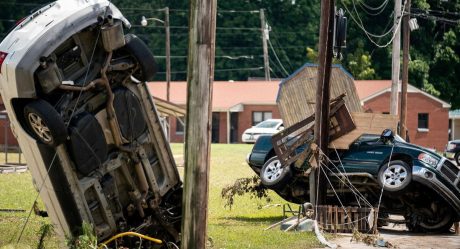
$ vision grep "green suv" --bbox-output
[247,130,460,232]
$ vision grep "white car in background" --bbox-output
[242,119,284,143]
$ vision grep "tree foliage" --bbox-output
[1,0,459,107]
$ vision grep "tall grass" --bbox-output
[0,144,320,249]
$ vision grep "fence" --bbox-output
[0,119,26,169]
[316,205,378,233]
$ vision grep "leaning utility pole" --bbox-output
[390,0,401,115]
[311,0,335,206]
[400,0,410,140]
[260,9,271,81]
[181,0,216,248]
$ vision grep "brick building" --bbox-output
[149,79,450,149]
[0,97,18,148]
[0,78,450,148]
[147,81,281,143]
[355,80,450,150]
[449,110,460,141]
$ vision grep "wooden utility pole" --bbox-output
[165,7,171,102]
[164,7,171,141]
[400,0,410,140]
[390,0,401,115]
[181,0,216,248]
[260,9,271,81]
[311,0,335,206]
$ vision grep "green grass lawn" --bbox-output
[0,144,321,249]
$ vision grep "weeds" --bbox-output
[221,176,271,209]
[67,222,98,249]
[37,223,53,249]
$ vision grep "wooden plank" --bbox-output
[334,206,338,233]
[330,112,399,149]
[278,67,363,127]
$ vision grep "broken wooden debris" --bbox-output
[330,112,399,150]
[317,205,378,234]
[272,95,356,169]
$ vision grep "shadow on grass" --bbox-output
[220,215,285,223]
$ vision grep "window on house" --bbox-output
[252,111,272,126]
[176,118,184,134]
[418,113,429,131]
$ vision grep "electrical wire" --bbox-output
[268,39,290,77]
[411,7,460,17]
[350,0,398,38]
[376,144,395,226]
[268,57,283,79]
[319,161,357,231]
[340,0,406,48]
[98,232,162,249]
[359,0,390,11]
[411,12,460,25]
[319,154,373,208]
[155,66,264,75]
[318,148,373,207]
[269,30,295,71]
[357,0,390,16]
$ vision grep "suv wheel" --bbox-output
[260,156,291,190]
[455,152,460,166]
[24,100,67,146]
[406,204,454,233]
[378,160,412,192]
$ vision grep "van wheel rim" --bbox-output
[28,113,52,143]
[263,159,282,182]
[382,164,407,188]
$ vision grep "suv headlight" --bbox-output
[447,143,456,151]
[418,153,439,167]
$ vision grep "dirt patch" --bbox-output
[322,223,460,249]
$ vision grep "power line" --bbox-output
[268,39,289,76]
[359,0,390,12]
[411,7,460,17]
[270,29,295,71]
[268,57,282,79]
[217,9,260,13]
[131,25,260,31]
[218,45,309,50]
[411,12,460,25]
[340,0,406,48]
[153,55,260,59]
[155,66,264,75]
[357,0,390,16]
[349,0,397,38]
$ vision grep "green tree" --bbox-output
[346,41,376,79]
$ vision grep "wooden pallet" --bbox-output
[317,205,378,233]
[272,95,355,168]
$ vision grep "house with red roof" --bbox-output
[0,67,450,149]
[355,80,450,150]
[150,76,450,149]
[147,81,281,143]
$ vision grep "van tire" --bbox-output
[24,100,67,146]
